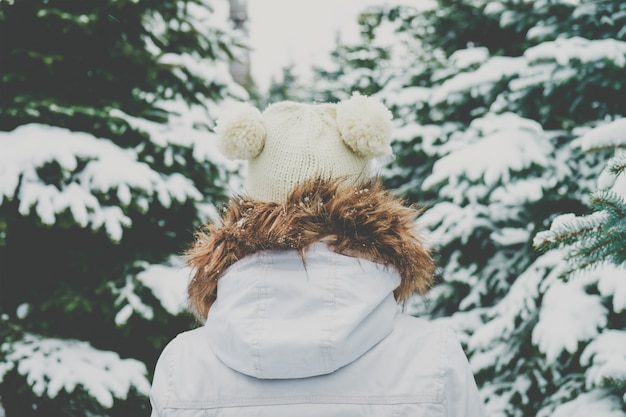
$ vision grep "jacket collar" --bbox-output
[185,178,435,322]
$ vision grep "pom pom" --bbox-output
[214,102,266,160]
[336,92,393,158]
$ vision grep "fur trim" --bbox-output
[184,178,435,322]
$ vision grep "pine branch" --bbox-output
[534,190,626,279]
[608,151,626,177]
[533,211,608,251]
[591,189,626,218]
[567,233,612,263]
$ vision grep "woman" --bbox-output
[150,93,486,417]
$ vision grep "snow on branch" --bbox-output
[533,211,609,248]
[429,56,525,106]
[533,192,625,277]
[109,256,191,324]
[548,389,625,417]
[525,37,626,68]
[532,275,607,363]
[0,124,204,242]
[136,256,190,316]
[110,276,155,326]
[608,151,626,177]
[575,118,626,153]
[422,113,553,195]
[592,189,626,218]
[419,202,493,246]
[581,330,626,390]
[534,117,626,277]
[470,251,560,352]
[0,334,150,408]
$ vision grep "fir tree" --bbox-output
[534,119,626,276]
[309,1,626,415]
[0,0,247,415]
[262,64,309,106]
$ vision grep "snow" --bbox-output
[483,2,505,15]
[593,265,626,313]
[448,47,489,70]
[549,389,625,417]
[0,123,207,242]
[490,178,550,205]
[108,258,191,323]
[426,37,626,124]
[533,211,609,247]
[137,257,191,316]
[0,334,150,408]
[381,85,431,109]
[15,304,30,320]
[158,52,235,87]
[490,227,530,247]
[532,276,607,362]
[422,113,551,195]
[419,202,492,246]
[3,1,626,413]
[470,251,559,352]
[469,343,510,375]
[581,330,626,390]
[480,382,523,417]
[526,24,557,41]
[507,62,570,92]
[525,37,626,67]
[111,276,155,326]
[575,118,626,152]
[429,56,525,105]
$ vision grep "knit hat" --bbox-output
[214,92,393,202]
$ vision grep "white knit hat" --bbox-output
[214,92,393,202]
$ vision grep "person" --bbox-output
[149,92,486,417]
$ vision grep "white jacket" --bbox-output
[150,243,486,417]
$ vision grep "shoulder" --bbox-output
[393,313,455,346]
[151,327,210,384]
[152,326,211,373]
[392,313,471,372]
[386,314,473,383]
[150,327,221,411]
[365,313,460,382]
[392,314,486,417]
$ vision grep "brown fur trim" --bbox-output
[184,178,435,322]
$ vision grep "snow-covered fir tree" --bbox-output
[534,119,626,277]
[259,64,310,107]
[0,0,247,415]
[305,1,626,416]
[532,118,626,414]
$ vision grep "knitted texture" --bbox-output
[337,92,393,157]
[214,102,265,160]
[214,93,393,202]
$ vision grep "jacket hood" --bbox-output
[185,178,435,322]
[203,243,401,379]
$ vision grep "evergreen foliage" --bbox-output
[304,1,626,415]
[262,64,309,107]
[0,0,247,415]
[535,119,626,277]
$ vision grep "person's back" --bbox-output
[150,93,486,417]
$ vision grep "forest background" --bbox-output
[0,0,625,416]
